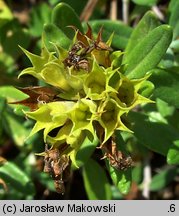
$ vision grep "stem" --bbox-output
[63,171,74,199]
[142,155,152,199]
[0,178,8,192]
[110,0,117,21]
[152,6,165,21]
[122,0,129,24]
[80,0,99,22]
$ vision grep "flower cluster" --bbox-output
[16,25,152,192]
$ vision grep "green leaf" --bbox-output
[131,0,158,6]
[170,40,179,53]
[115,130,129,153]
[132,163,143,184]
[0,86,28,102]
[167,140,179,165]
[108,131,132,194]
[128,111,179,156]
[109,167,132,195]
[0,97,6,137]
[124,11,160,60]
[51,3,83,39]
[88,20,132,50]
[150,167,177,191]
[83,158,112,200]
[158,48,174,69]
[156,98,175,119]
[123,25,173,79]
[0,86,29,115]
[110,168,132,196]
[138,80,154,97]
[0,161,35,196]
[169,0,179,39]
[0,0,13,28]
[49,0,60,5]
[0,53,15,75]
[57,0,87,16]
[43,23,71,49]
[169,0,178,12]
[2,112,30,147]
[0,20,31,60]
[150,69,179,108]
[111,186,123,200]
[0,187,27,199]
[0,96,6,114]
[33,170,55,192]
[29,3,51,37]
[76,135,99,167]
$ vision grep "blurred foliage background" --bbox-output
[0,0,179,200]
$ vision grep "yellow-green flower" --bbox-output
[17,25,153,168]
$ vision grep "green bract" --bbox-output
[18,26,153,167]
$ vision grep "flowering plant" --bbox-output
[13,3,173,195]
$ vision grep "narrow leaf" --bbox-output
[76,136,99,167]
[3,112,30,147]
[109,166,132,195]
[124,25,173,79]
[108,131,132,194]
[0,86,28,102]
[150,168,177,191]
[0,0,13,27]
[124,11,160,61]
[150,69,179,108]
[0,97,6,115]
[43,23,71,49]
[83,159,112,200]
[167,140,179,165]
[169,0,178,12]
[131,0,158,6]
[0,161,35,195]
[29,3,51,37]
[128,111,179,156]
[169,0,179,39]
[51,3,83,39]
